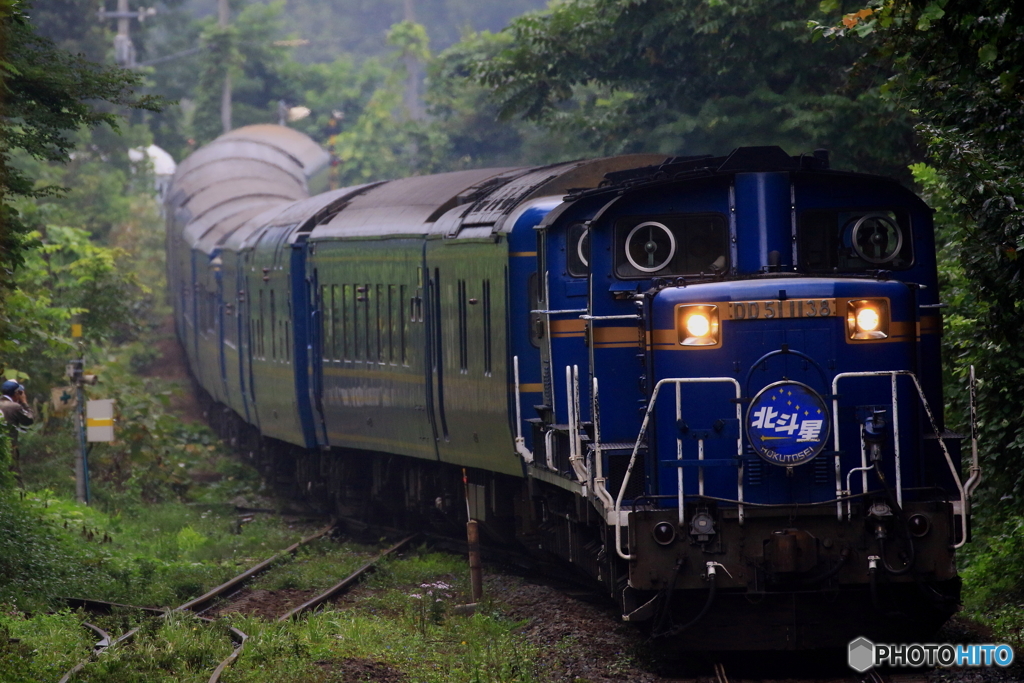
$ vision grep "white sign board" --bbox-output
[86,399,115,442]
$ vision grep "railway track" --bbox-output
[57,525,415,682]
[53,516,968,682]
[207,533,415,683]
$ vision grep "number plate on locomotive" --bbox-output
[728,298,837,320]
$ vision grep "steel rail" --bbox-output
[57,622,109,683]
[58,525,334,682]
[177,523,335,614]
[207,534,416,683]
[58,599,168,683]
[276,534,417,622]
[207,623,248,683]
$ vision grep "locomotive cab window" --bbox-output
[799,209,913,272]
[566,222,590,278]
[614,214,728,279]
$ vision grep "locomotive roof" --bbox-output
[566,145,913,203]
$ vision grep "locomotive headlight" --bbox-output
[856,307,880,332]
[677,304,720,347]
[686,312,711,338]
[846,299,889,340]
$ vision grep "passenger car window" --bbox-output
[614,214,728,279]
[799,209,913,272]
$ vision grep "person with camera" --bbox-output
[1,380,35,485]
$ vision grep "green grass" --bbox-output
[251,538,376,592]
[0,487,330,610]
[210,547,541,683]
[224,608,541,683]
[74,612,235,683]
[0,610,93,682]
[0,536,542,683]
[2,472,544,683]
[957,511,1024,650]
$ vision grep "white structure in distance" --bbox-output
[129,144,177,206]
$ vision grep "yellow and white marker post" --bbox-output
[86,399,115,443]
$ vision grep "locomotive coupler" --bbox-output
[868,500,894,540]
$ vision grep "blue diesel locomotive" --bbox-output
[167,126,981,650]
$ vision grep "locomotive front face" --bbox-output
[572,162,966,649]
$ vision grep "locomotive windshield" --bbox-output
[614,213,729,279]
[798,209,913,272]
[567,222,589,277]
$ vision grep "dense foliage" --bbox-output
[454,0,920,177]
[0,1,158,283]
[792,0,1024,629]
[816,2,1024,504]
[233,0,549,64]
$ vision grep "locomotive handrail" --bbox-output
[579,314,641,320]
[591,377,618,514]
[830,370,969,549]
[965,365,982,497]
[614,376,743,561]
[566,365,589,484]
[512,356,533,464]
[530,308,588,315]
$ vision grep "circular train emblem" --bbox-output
[746,381,830,467]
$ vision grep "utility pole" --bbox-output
[68,321,102,504]
[73,363,89,504]
[115,0,132,66]
[219,0,232,133]
[97,1,157,68]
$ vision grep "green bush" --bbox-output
[0,424,14,491]
[0,492,100,611]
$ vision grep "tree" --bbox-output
[23,0,109,63]
[431,30,596,167]
[0,1,159,284]
[451,0,919,177]
[817,1,1024,501]
[266,0,549,65]
[0,224,150,390]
